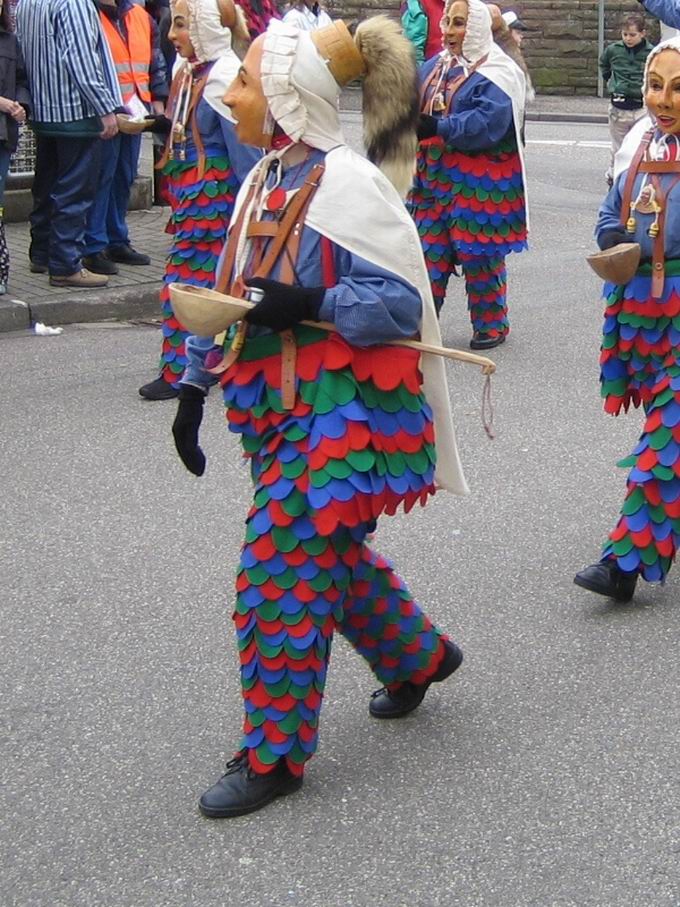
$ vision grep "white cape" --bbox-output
[230,146,469,495]
[172,55,241,124]
[478,44,530,229]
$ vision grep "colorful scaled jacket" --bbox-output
[411,55,528,257]
[596,129,680,415]
[183,146,468,516]
[158,61,261,383]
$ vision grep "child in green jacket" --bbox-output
[600,12,653,185]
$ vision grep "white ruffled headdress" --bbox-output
[171,0,245,122]
[461,0,493,65]
[260,21,345,152]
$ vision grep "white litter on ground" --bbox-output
[33,322,63,336]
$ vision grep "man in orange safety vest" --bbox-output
[84,0,168,273]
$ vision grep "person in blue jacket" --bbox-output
[575,37,680,602]
[638,0,680,29]
[406,0,528,350]
[137,0,261,401]
[170,17,467,819]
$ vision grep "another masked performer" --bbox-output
[139,0,261,401]
[172,17,469,817]
[407,0,528,350]
[575,38,680,602]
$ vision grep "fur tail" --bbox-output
[232,5,251,60]
[354,15,419,198]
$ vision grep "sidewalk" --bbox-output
[0,93,610,333]
[526,94,609,123]
[0,207,168,332]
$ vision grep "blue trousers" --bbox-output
[84,132,141,255]
[0,143,11,208]
[29,135,102,276]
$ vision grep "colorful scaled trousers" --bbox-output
[221,325,449,775]
[408,134,527,335]
[599,263,680,582]
[158,156,238,386]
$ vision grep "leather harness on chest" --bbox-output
[207,162,326,410]
[621,128,680,299]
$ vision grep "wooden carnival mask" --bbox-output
[646,49,680,135]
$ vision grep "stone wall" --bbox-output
[514,1,660,94]
[325,0,662,95]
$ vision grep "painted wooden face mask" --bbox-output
[223,37,275,149]
[646,49,680,135]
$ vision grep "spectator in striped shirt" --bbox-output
[17,0,124,288]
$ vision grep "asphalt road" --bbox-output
[4,121,680,907]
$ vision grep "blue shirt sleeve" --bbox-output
[56,0,120,116]
[640,0,680,29]
[318,247,421,346]
[595,176,624,247]
[435,77,514,151]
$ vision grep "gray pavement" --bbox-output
[5,121,680,907]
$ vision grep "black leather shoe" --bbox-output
[82,252,119,275]
[107,244,151,266]
[29,259,47,274]
[470,331,506,351]
[369,639,463,719]
[139,377,179,400]
[573,560,638,602]
[199,754,303,818]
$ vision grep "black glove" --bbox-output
[144,114,172,135]
[172,385,207,476]
[245,277,324,333]
[417,114,439,141]
[599,227,629,250]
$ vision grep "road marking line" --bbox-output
[527,139,609,148]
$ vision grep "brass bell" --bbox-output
[626,215,637,234]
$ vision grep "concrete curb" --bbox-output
[525,111,608,125]
[0,284,161,333]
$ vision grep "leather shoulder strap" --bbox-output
[620,128,654,226]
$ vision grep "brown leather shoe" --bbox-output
[49,269,109,288]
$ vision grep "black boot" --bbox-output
[107,243,151,266]
[82,251,119,275]
[138,376,179,400]
[199,753,303,818]
[369,639,463,719]
[573,560,638,602]
[470,331,506,351]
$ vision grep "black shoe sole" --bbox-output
[198,776,303,819]
[470,334,506,351]
[369,642,463,719]
[138,384,179,401]
[30,262,47,274]
[573,573,636,603]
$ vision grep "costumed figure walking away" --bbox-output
[138,0,260,401]
[575,37,680,603]
[171,16,469,818]
[407,0,528,351]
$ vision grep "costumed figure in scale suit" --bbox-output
[407,0,528,350]
[171,16,470,818]
[575,37,680,602]
[138,0,261,401]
